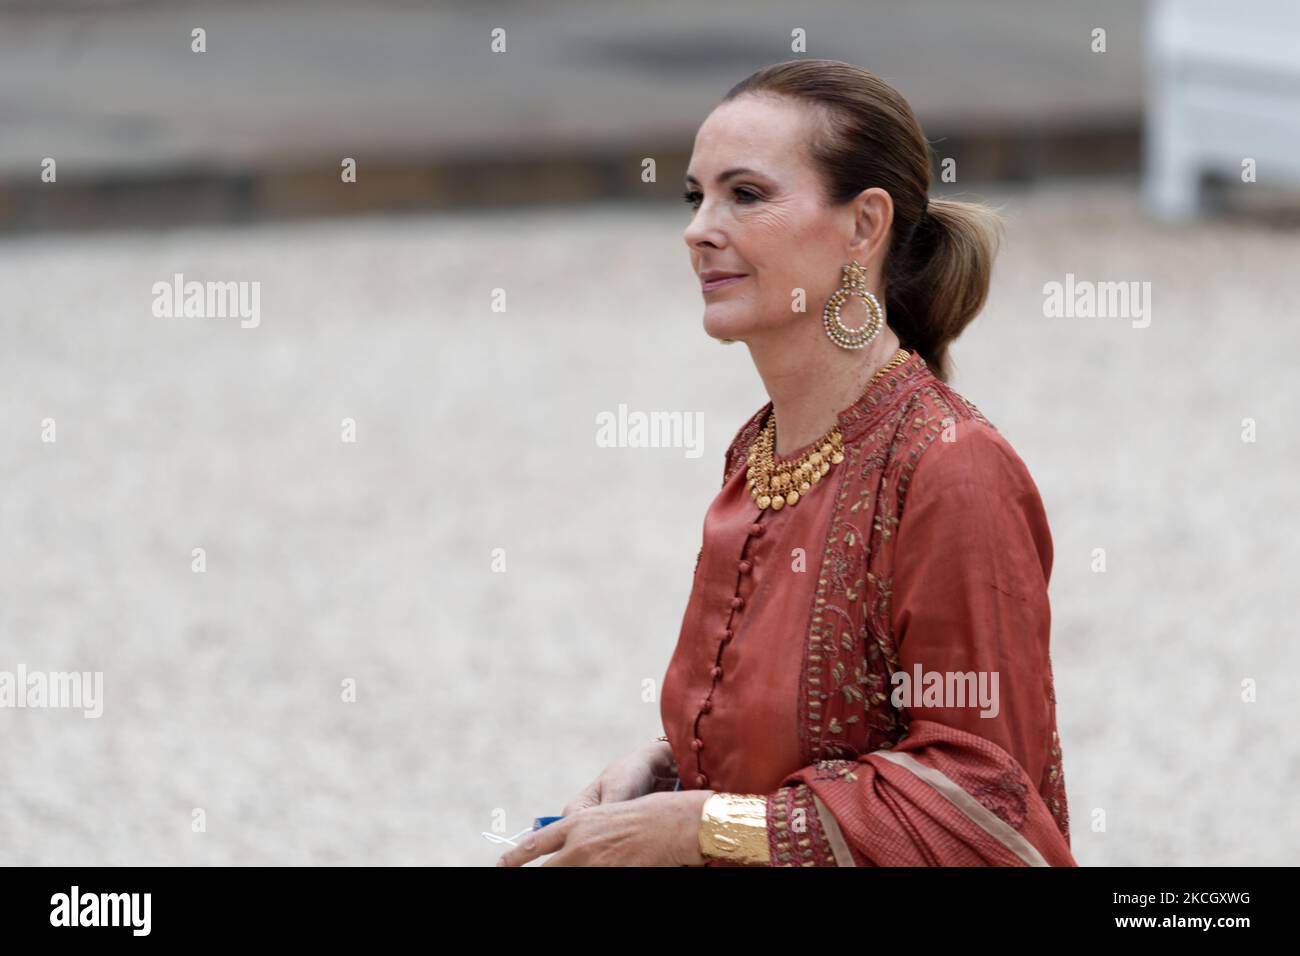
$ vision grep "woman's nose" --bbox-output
[684,207,720,250]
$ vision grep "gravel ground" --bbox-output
[1,183,1296,865]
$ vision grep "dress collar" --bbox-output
[747,348,930,446]
[835,348,931,443]
[728,349,932,476]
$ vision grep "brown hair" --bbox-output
[723,59,1001,383]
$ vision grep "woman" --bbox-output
[498,59,1074,867]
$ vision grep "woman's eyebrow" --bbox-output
[683,166,765,187]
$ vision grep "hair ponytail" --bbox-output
[884,198,1002,383]
[724,60,1002,383]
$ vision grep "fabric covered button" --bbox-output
[737,559,752,574]
[711,665,723,679]
[695,773,708,787]
[699,698,712,713]
[691,738,704,752]
[748,523,764,537]
[730,596,744,610]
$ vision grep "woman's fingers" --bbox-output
[497,817,570,866]
[561,782,602,816]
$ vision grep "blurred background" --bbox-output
[1,0,1297,866]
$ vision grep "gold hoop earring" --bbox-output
[823,260,883,350]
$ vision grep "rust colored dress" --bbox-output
[660,349,1075,866]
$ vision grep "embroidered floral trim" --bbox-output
[767,782,839,866]
[972,769,1031,831]
[800,439,862,760]
[809,758,859,783]
[1043,727,1071,842]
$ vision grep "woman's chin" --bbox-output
[702,311,752,343]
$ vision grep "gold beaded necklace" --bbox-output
[746,348,910,512]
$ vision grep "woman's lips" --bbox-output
[702,274,747,292]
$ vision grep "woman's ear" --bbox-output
[848,186,894,264]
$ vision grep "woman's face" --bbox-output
[683,93,857,344]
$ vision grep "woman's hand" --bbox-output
[561,741,678,814]
[496,790,713,867]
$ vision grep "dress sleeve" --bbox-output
[741,419,1074,866]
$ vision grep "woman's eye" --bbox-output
[682,187,761,211]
